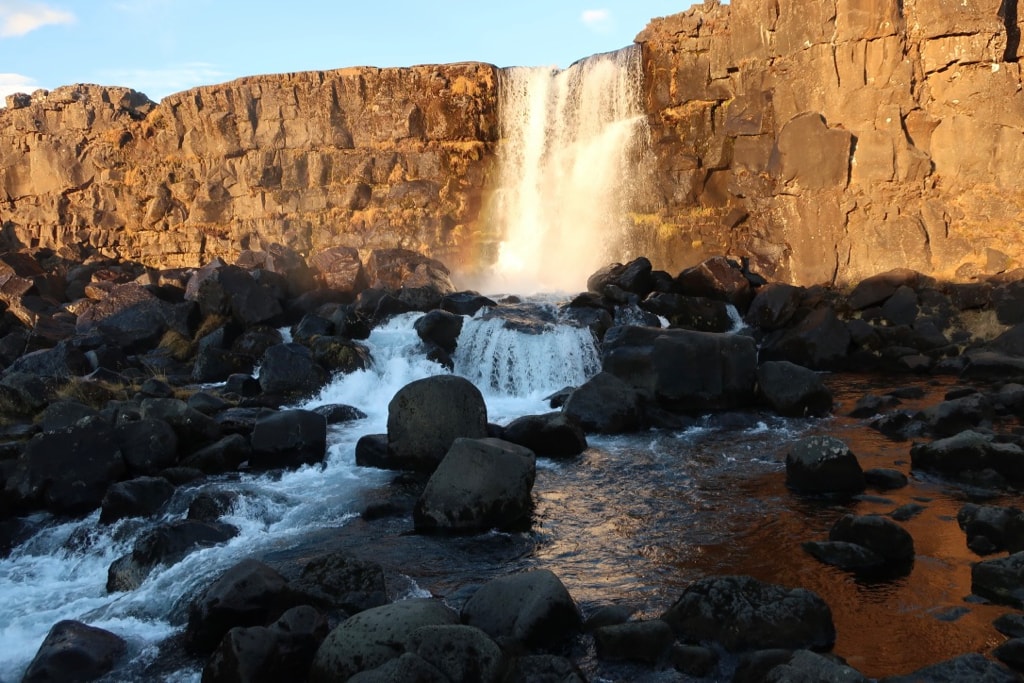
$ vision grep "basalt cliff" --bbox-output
[1,0,1022,286]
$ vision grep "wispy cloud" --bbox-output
[581,8,613,34]
[0,72,40,105]
[0,1,74,38]
[97,62,229,100]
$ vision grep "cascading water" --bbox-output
[484,46,649,294]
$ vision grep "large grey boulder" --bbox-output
[414,437,536,534]
[785,436,865,495]
[309,599,458,682]
[660,575,835,652]
[601,325,757,412]
[405,624,506,683]
[387,375,488,471]
[461,569,582,649]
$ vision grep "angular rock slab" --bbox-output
[757,360,833,417]
[309,598,458,682]
[414,437,536,533]
[660,575,835,652]
[461,569,582,649]
[972,552,1024,608]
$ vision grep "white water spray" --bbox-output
[485,46,649,294]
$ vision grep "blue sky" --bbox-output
[0,1,685,104]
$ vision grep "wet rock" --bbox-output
[640,292,734,332]
[602,325,757,413]
[864,468,909,491]
[972,552,1024,608]
[249,410,327,470]
[187,490,237,522]
[354,434,391,469]
[187,391,229,415]
[441,291,496,316]
[757,360,833,417]
[461,569,581,650]
[257,343,329,397]
[785,436,865,495]
[180,433,250,474]
[203,605,329,683]
[292,313,334,344]
[588,257,655,298]
[5,417,125,515]
[660,575,835,652]
[21,620,127,683]
[387,375,488,472]
[309,598,458,682]
[107,519,238,592]
[674,256,753,311]
[802,540,886,571]
[593,619,674,663]
[849,393,902,418]
[99,476,175,524]
[139,398,220,449]
[346,653,447,682]
[958,503,1024,555]
[733,649,797,683]
[405,624,506,683]
[765,650,868,683]
[309,336,371,375]
[583,604,634,631]
[994,638,1024,673]
[911,430,1024,483]
[882,653,1019,682]
[562,371,643,434]
[223,373,261,398]
[961,351,1024,383]
[829,514,915,564]
[313,404,367,424]
[414,437,536,534]
[291,551,387,614]
[670,642,719,677]
[919,394,993,437]
[414,310,463,355]
[995,613,1024,638]
[504,655,585,683]
[500,413,587,458]
[186,559,293,655]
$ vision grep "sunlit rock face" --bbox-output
[1,0,1023,286]
[635,0,1024,285]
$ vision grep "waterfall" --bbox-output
[484,45,649,294]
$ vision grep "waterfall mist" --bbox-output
[483,46,649,294]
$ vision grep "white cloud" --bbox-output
[581,8,612,33]
[98,62,229,100]
[0,2,75,38]
[0,72,40,106]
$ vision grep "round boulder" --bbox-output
[500,413,587,458]
[250,409,327,470]
[21,620,126,683]
[828,514,915,564]
[756,360,833,417]
[562,371,643,434]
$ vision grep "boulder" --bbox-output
[461,569,581,649]
[186,559,293,654]
[203,605,329,683]
[961,351,1024,383]
[291,551,388,614]
[883,653,1019,683]
[764,650,868,683]
[972,552,1024,607]
[310,245,368,297]
[504,655,585,683]
[75,283,191,353]
[744,283,803,331]
[785,436,865,495]
[107,519,238,592]
[958,503,1024,555]
[309,599,458,682]
[847,269,928,310]
[829,514,915,564]
[309,336,371,374]
[250,410,327,470]
[39,400,100,432]
[500,413,587,458]
[20,620,126,683]
[405,624,506,683]
[918,394,993,437]
[387,375,488,471]
[588,257,655,297]
[5,417,125,515]
[4,341,90,379]
[602,325,758,412]
[139,398,220,450]
[185,262,283,326]
[414,310,464,354]
[593,619,675,663]
[660,575,835,652]
[669,642,720,677]
[291,313,334,344]
[414,437,536,533]
[562,371,643,434]
[179,433,250,474]
[346,653,447,682]
[760,306,852,370]
[864,468,909,491]
[354,434,392,469]
[911,430,1024,482]
[639,292,735,332]
[674,257,753,311]
[258,343,330,397]
[994,637,1024,673]
[802,540,886,571]
[441,291,497,316]
[99,476,175,524]
[757,360,833,417]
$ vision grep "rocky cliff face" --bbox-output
[635,0,1024,284]
[1,0,1022,286]
[0,65,498,271]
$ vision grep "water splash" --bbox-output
[485,46,649,294]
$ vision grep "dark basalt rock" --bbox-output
[21,620,127,683]
[313,403,367,424]
[911,430,1024,483]
[660,575,835,652]
[674,256,753,312]
[414,310,464,355]
[802,540,886,571]
[405,624,506,683]
[180,433,250,474]
[670,642,720,677]
[186,559,294,655]
[765,650,869,683]
[291,551,388,614]
[258,343,330,397]
[249,409,327,470]
[461,569,582,649]
[828,514,915,564]
[588,257,655,298]
[500,412,587,458]
[639,292,734,332]
[504,655,585,683]
[107,519,238,592]
[864,468,909,491]
[745,283,803,331]
[757,360,833,417]
[760,306,852,370]
[972,552,1024,608]
[99,476,175,524]
[562,371,643,434]
[882,653,1019,682]
[414,437,536,534]
[785,436,865,495]
[139,398,220,450]
[386,375,488,472]
[309,336,371,374]
[309,598,459,682]
[957,503,1024,556]
[593,619,675,663]
[441,291,497,316]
